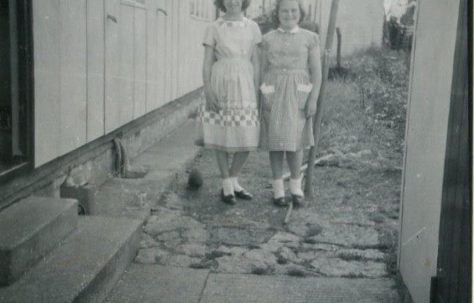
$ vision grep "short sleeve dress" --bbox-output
[260,27,320,152]
[198,17,262,152]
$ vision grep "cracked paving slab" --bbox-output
[135,149,398,281]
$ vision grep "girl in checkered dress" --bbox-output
[199,0,262,204]
[260,0,322,207]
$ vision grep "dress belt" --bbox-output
[268,67,308,73]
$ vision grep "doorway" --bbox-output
[433,0,471,301]
[0,0,33,181]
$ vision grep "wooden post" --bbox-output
[336,27,341,69]
[304,0,340,198]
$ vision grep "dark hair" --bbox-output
[214,0,251,12]
[271,0,306,28]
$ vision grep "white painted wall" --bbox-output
[33,0,213,167]
[86,0,105,142]
[398,0,460,302]
[317,0,385,55]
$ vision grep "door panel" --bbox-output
[105,0,135,132]
[162,0,174,106]
[59,0,87,155]
[134,6,147,118]
[117,4,134,126]
[34,0,60,165]
[86,0,105,141]
[154,0,167,110]
[145,0,156,112]
[104,0,120,132]
[434,0,471,301]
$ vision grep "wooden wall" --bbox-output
[398,0,461,302]
[33,0,212,167]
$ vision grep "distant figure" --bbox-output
[384,0,416,49]
[388,16,403,49]
[198,0,262,205]
[259,0,322,207]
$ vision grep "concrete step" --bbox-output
[91,119,201,221]
[0,216,142,303]
[105,265,210,303]
[0,197,78,286]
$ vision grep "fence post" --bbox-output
[304,0,340,198]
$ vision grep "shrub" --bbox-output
[319,47,410,157]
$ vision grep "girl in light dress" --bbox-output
[199,0,262,204]
[260,0,322,207]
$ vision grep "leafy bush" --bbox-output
[350,47,409,148]
[319,47,410,161]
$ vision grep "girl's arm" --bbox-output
[203,45,219,112]
[306,43,322,118]
[257,44,269,112]
[259,45,269,85]
[251,46,261,98]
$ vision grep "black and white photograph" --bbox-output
[0,0,470,302]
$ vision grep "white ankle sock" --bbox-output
[289,177,304,196]
[222,178,234,196]
[230,177,243,192]
[272,179,285,199]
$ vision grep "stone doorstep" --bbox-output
[0,197,78,286]
[0,216,142,303]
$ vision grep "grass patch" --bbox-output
[319,47,410,163]
[315,47,409,280]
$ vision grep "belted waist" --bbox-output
[217,56,251,62]
[268,67,308,73]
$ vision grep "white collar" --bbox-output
[278,26,300,34]
[218,17,248,28]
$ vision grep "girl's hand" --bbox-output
[205,90,220,112]
[305,100,317,118]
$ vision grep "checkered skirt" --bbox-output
[197,104,260,152]
[197,56,260,152]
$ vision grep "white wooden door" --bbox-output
[104,0,138,133]
[86,0,105,141]
[147,0,167,111]
[155,0,171,108]
[134,3,147,118]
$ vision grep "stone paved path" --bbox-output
[106,265,400,303]
[135,148,401,281]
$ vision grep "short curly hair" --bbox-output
[214,0,251,13]
[271,0,306,28]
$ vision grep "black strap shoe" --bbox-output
[273,196,289,207]
[291,194,305,208]
[221,190,236,205]
[234,189,253,200]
